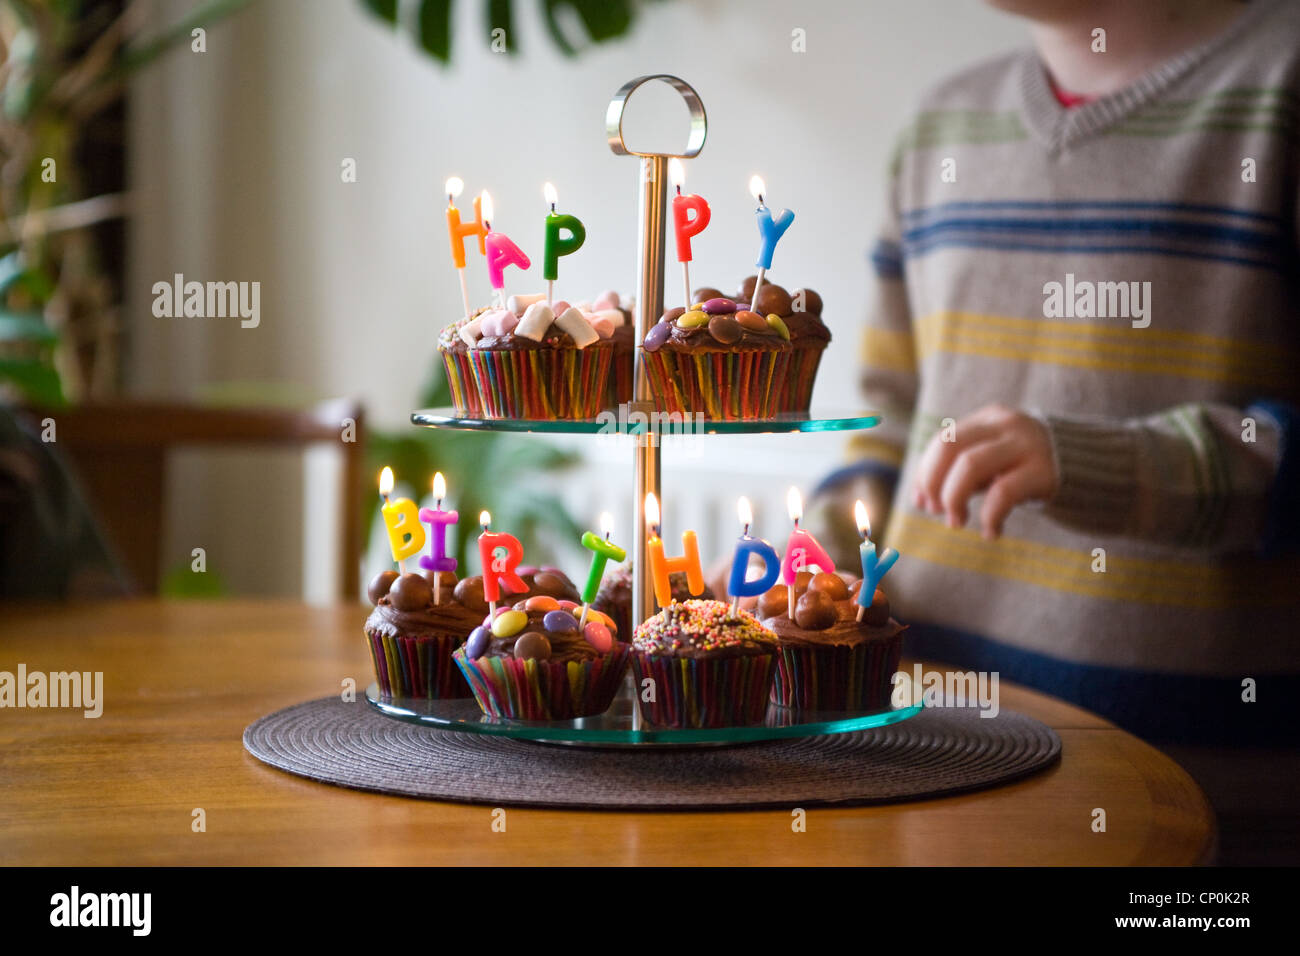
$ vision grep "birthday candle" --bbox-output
[542,182,586,307]
[727,496,780,615]
[445,177,487,320]
[477,510,527,615]
[748,175,794,316]
[378,467,426,573]
[855,499,899,622]
[781,486,835,619]
[481,191,530,309]
[578,511,626,627]
[669,158,711,308]
[644,492,704,610]
[418,471,458,604]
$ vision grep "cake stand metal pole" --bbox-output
[606,75,707,646]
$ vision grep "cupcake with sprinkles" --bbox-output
[453,596,629,720]
[631,599,779,728]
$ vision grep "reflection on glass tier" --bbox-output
[366,683,922,747]
[410,407,881,435]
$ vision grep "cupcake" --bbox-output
[453,596,629,720]
[439,312,487,417]
[758,571,906,713]
[364,566,581,699]
[736,276,831,413]
[591,563,715,642]
[584,290,636,411]
[631,599,779,728]
[641,296,791,420]
[439,293,621,419]
[364,569,481,699]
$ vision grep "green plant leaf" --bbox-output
[418,0,454,63]
[487,0,516,54]
[0,312,58,346]
[0,356,65,406]
[361,0,400,23]
[542,0,634,55]
[119,0,256,75]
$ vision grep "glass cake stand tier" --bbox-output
[410,406,880,435]
[365,683,922,748]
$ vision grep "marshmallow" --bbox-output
[507,292,545,316]
[550,300,571,316]
[594,308,625,327]
[620,295,636,312]
[516,302,555,341]
[593,290,621,311]
[571,301,593,313]
[555,306,599,349]
[479,308,518,337]
[589,314,615,339]
[459,317,483,348]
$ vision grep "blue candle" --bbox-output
[750,175,794,271]
[855,500,899,619]
[728,497,781,613]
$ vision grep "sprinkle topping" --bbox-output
[633,599,776,654]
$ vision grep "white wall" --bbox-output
[128,0,1026,596]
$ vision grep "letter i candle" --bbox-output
[418,471,458,604]
[855,499,899,621]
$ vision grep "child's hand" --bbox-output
[912,404,1058,539]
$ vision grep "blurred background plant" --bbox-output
[359,0,651,63]
[0,0,253,406]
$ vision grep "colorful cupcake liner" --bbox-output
[366,629,474,699]
[441,349,485,418]
[607,348,634,409]
[770,633,904,713]
[775,344,827,413]
[631,650,777,728]
[453,644,631,720]
[643,348,790,420]
[467,345,613,419]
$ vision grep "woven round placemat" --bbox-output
[243,697,1060,810]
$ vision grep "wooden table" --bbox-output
[0,600,1215,865]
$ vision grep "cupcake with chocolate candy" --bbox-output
[758,571,906,713]
[453,595,629,720]
[365,566,582,699]
[736,276,830,413]
[591,563,715,642]
[438,292,624,419]
[631,599,779,728]
[364,569,481,699]
[641,294,791,420]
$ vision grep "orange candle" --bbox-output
[644,492,704,609]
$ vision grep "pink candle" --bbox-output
[780,487,835,618]
[480,190,530,307]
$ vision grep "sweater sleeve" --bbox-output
[1042,400,1295,554]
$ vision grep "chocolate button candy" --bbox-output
[735,310,768,333]
[792,288,822,316]
[388,572,432,611]
[532,571,568,596]
[543,609,579,633]
[662,306,686,323]
[465,625,491,660]
[643,321,673,353]
[513,631,552,661]
[676,309,709,329]
[863,587,890,627]
[454,575,489,613]
[808,571,849,601]
[525,595,560,612]
[795,589,838,630]
[754,284,792,317]
[737,275,759,300]
[491,609,528,638]
[367,569,398,606]
[702,297,736,315]
[583,621,612,652]
[708,314,742,344]
[421,569,458,602]
[758,584,789,619]
[692,286,725,303]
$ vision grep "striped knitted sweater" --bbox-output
[846,0,1300,739]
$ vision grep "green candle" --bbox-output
[543,182,586,282]
[580,513,626,603]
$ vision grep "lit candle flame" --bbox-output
[644,492,661,533]
[600,511,614,538]
[479,510,491,529]
[378,466,394,498]
[543,182,558,207]
[445,176,464,201]
[855,499,871,540]
[737,496,753,531]
[786,486,802,525]
[749,175,766,204]
[669,158,686,190]
[433,471,446,501]
[479,190,494,227]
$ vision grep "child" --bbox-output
[819,0,1299,747]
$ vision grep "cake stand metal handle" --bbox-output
[606,75,708,676]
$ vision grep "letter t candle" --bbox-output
[579,511,626,627]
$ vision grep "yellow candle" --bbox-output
[378,467,426,568]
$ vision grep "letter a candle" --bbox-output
[481,191,531,310]
[781,486,834,619]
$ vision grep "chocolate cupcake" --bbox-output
[439,293,622,419]
[364,569,481,699]
[759,571,906,713]
[641,297,791,420]
[439,312,488,417]
[591,563,716,641]
[736,276,831,413]
[631,599,779,728]
[453,595,629,720]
